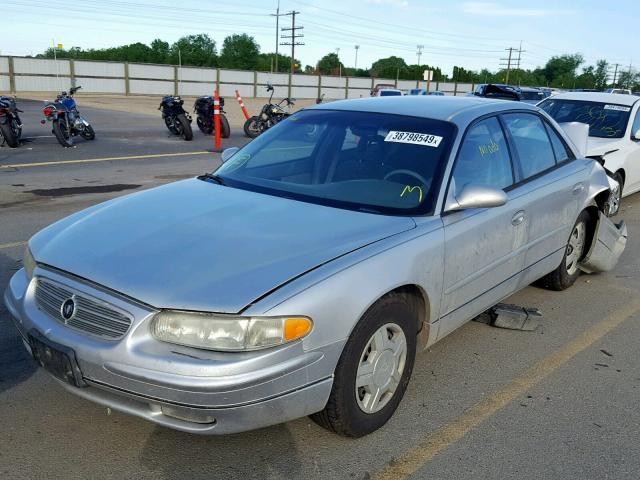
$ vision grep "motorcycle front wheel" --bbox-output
[52,119,74,147]
[0,118,20,148]
[243,116,262,138]
[176,113,193,141]
[80,124,96,140]
[220,113,231,138]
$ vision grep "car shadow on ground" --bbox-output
[139,423,305,479]
[0,253,37,395]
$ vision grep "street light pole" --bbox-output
[354,45,359,70]
[336,47,341,78]
[270,0,281,72]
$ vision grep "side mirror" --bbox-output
[221,147,239,163]
[446,185,507,212]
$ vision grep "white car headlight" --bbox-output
[23,246,36,279]
[150,310,312,351]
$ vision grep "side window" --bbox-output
[632,109,640,137]
[452,117,513,196]
[544,122,572,163]
[502,113,556,179]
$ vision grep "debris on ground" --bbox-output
[600,349,613,357]
[473,303,542,331]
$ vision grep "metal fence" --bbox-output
[0,56,475,98]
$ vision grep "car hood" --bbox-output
[30,179,416,313]
[586,136,625,156]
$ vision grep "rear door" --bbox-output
[500,112,588,284]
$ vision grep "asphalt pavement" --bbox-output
[1,101,639,480]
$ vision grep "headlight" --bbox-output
[150,311,312,351]
[23,246,36,279]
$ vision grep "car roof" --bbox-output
[312,95,538,126]
[518,86,542,92]
[547,91,640,106]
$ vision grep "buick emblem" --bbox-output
[60,297,76,322]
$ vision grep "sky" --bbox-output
[1,0,637,76]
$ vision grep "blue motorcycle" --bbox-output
[41,86,95,147]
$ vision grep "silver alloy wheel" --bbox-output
[355,322,407,414]
[566,221,586,275]
[608,182,621,216]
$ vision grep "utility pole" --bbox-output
[416,44,424,66]
[612,63,620,87]
[336,47,341,77]
[280,11,304,97]
[270,0,284,73]
[354,45,360,70]
[500,47,515,84]
[515,41,524,86]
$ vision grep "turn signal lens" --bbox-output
[284,317,313,342]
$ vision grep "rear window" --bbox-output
[539,99,632,138]
[379,90,402,97]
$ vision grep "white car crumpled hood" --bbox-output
[29,179,416,313]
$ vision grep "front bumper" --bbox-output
[4,267,340,434]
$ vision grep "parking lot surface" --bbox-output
[1,102,639,479]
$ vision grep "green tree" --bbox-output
[370,56,407,79]
[169,34,217,67]
[150,39,170,64]
[317,53,343,75]
[219,34,260,70]
[543,54,584,87]
[593,60,609,90]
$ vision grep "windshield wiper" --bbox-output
[199,173,226,185]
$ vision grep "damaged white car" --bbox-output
[539,92,640,216]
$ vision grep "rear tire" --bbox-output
[310,292,418,437]
[243,116,261,138]
[538,210,590,291]
[176,114,193,141]
[0,118,19,148]
[52,119,73,147]
[220,114,231,138]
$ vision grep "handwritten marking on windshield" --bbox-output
[400,185,423,202]
[478,140,499,157]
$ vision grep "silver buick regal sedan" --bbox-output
[4,96,626,438]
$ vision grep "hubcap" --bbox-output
[355,323,407,414]
[566,222,586,275]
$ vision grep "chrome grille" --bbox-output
[35,277,132,339]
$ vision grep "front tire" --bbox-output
[538,210,590,291]
[80,124,95,140]
[52,118,73,147]
[220,113,231,138]
[311,292,418,437]
[243,116,261,138]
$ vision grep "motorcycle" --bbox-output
[42,86,95,147]
[243,83,295,138]
[193,96,230,138]
[159,95,193,141]
[0,96,23,148]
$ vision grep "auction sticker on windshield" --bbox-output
[384,131,443,147]
[604,104,631,112]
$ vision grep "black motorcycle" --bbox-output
[42,86,95,147]
[243,83,295,138]
[0,96,22,148]
[193,96,230,138]
[159,95,193,141]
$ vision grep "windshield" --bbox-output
[214,109,456,215]
[538,99,631,138]
[379,90,402,96]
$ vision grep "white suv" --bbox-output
[539,92,640,215]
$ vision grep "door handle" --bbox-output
[572,183,585,195]
[511,210,526,226]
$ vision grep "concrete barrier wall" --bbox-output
[0,56,475,98]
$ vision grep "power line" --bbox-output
[280,10,304,94]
